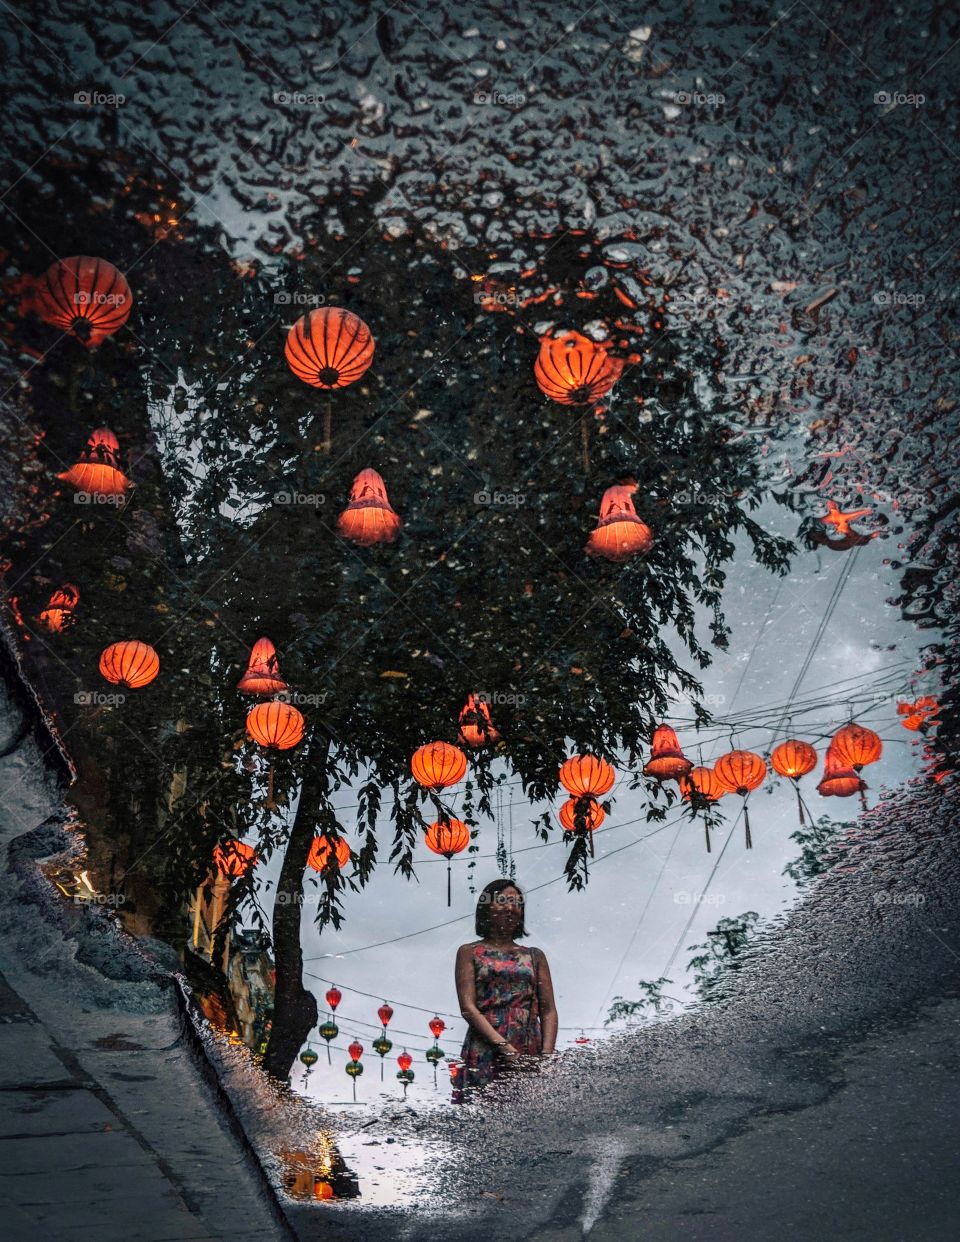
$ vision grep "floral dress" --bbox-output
[451,943,541,1103]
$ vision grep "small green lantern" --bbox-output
[373,1035,393,1081]
[299,1045,319,1071]
[345,1059,364,1077]
[425,1045,443,1065]
[318,1019,338,1064]
[396,1068,415,1083]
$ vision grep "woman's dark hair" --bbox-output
[475,878,528,938]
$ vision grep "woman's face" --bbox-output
[487,886,523,935]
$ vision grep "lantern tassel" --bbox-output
[744,802,753,850]
[859,785,868,812]
[704,819,711,853]
[324,395,332,455]
[794,782,805,826]
[326,1038,331,1065]
[352,1075,356,1103]
[381,1059,384,1082]
[446,859,452,908]
[581,414,590,475]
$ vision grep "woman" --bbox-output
[451,878,558,1103]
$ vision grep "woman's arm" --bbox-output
[455,944,514,1051]
[535,948,558,1054]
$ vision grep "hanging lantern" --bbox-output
[425,817,470,907]
[585,482,653,563]
[377,1002,393,1028]
[428,1016,445,1041]
[348,1040,363,1062]
[99,640,159,688]
[237,637,288,695]
[38,584,80,632]
[458,693,500,747]
[58,427,131,497]
[326,987,341,1012]
[679,766,726,853]
[411,741,467,791]
[306,835,351,873]
[345,1057,363,1099]
[246,701,304,749]
[534,330,623,405]
[284,307,374,389]
[817,746,865,800]
[314,1182,334,1201]
[559,754,615,798]
[447,1059,461,1082]
[643,725,692,781]
[558,796,605,832]
[372,1035,393,1079]
[318,1018,338,1064]
[425,1045,443,1066]
[771,739,818,824]
[397,1051,413,1074]
[26,256,132,347]
[831,722,882,771]
[713,750,767,849]
[574,1032,591,1045]
[336,468,401,545]
[212,839,257,878]
[299,1046,319,1071]
[897,697,939,731]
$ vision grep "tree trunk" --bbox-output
[261,731,329,1081]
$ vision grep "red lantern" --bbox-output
[643,725,692,781]
[58,427,131,497]
[559,754,615,798]
[38,584,80,632]
[679,766,726,853]
[534,330,623,405]
[458,693,500,747]
[336,468,401,545]
[585,482,653,563]
[212,839,257,877]
[284,307,374,389]
[99,640,159,688]
[817,746,865,800]
[306,835,351,873]
[429,1016,445,1041]
[237,637,288,695]
[348,1040,364,1061]
[771,739,818,824]
[558,796,605,832]
[831,722,882,771]
[326,987,342,1012]
[713,751,767,849]
[411,741,467,790]
[378,1003,393,1028]
[246,701,304,749]
[397,1051,412,1073]
[897,697,939,731]
[26,256,132,347]
[425,817,470,906]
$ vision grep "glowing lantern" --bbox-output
[26,256,132,347]
[314,1182,334,1201]
[246,701,304,749]
[348,1040,363,1062]
[99,640,159,688]
[299,1046,319,1071]
[397,1051,413,1073]
[429,1016,445,1041]
[58,427,131,497]
[817,746,865,800]
[558,796,605,832]
[345,1055,363,1098]
[411,741,467,790]
[38,584,79,632]
[714,750,767,849]
[377,1003,393,1028]
[585,482,653,563]
[679,766,727,805]
[212,839,257,878]
[306,835,351,873]
[559,754,615,798]
[643,725,692,781]
[336,468,401,545]
[284,307,374,389]
[326,987,342,1012]
[458,693,500,746]
[318,1018,338,1063]
[820,500,872,537]
[831,723,882,771]
[771,739,818,824]
[534,330,623,405]
[237,637,288,695]
[425,817,470,906]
